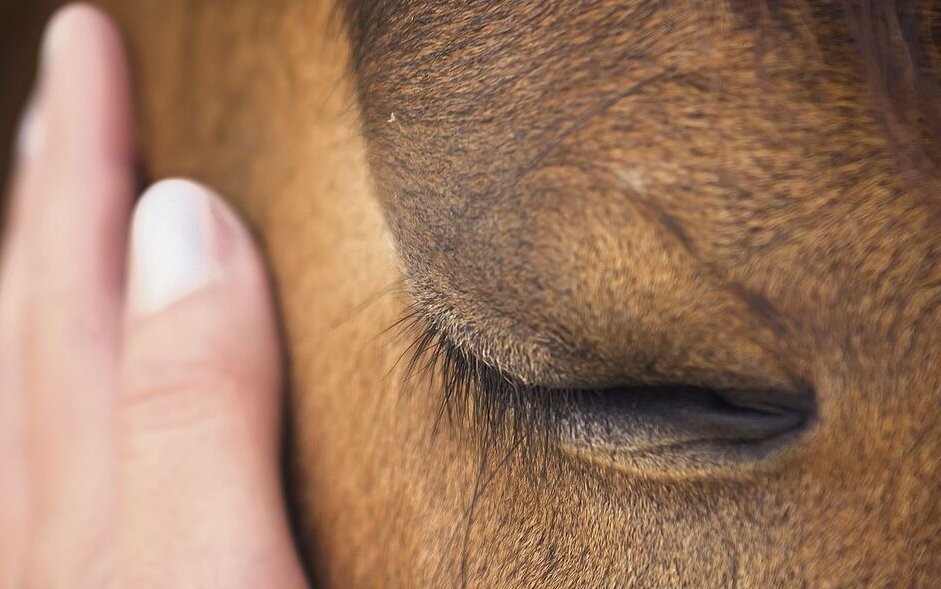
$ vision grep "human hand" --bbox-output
[0,5,308,587]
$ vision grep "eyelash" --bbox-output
[392,304,594,447]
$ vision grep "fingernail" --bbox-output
[129,179,228,315]
[15,99,43,161]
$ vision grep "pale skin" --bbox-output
[0,5,308,588]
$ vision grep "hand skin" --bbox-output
[0,5,309,588]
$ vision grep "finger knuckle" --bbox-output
[121,356,245,432]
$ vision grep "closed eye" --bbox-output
[399,309,816,477]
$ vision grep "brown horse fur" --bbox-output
[6,0,941,586]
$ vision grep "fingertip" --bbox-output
[42,3,122,63]
[121,178,282,439]
[40,2,135,163]
[119,181,285,516]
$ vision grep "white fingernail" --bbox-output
[15,101,43,161]
[130,179,219,315]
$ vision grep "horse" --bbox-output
[5,1,941,586]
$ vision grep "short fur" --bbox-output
[22,0,941,586]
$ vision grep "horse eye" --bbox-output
[550,382,815,475]
[420,326,816,477]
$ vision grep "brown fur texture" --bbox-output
[338,2,941,584]
[5,0,941,586]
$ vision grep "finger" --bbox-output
[21,4,136,584]
[118,180,306,588]
[0,96,43,589]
